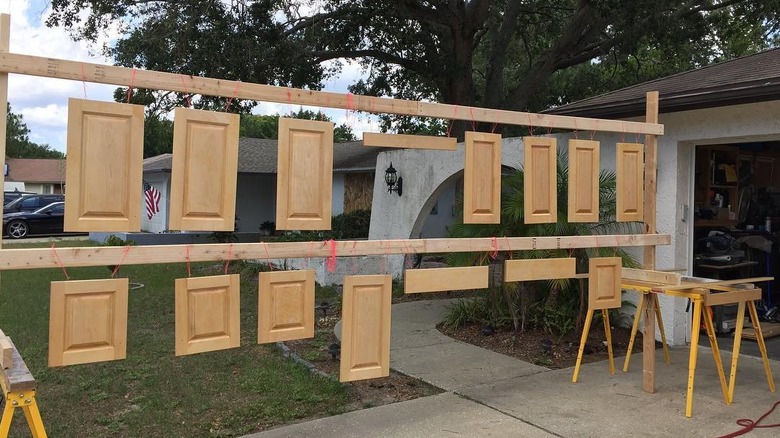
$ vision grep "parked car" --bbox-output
[3,191,35,205]
[4,202,67,239]
[3,194,64,213]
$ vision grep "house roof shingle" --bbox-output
[545,48,780,118]
[5,158,66,183]
[143,138,387,174]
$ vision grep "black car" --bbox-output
[4,202,67,239]
[3,191,35,205]
[3,194,64,213]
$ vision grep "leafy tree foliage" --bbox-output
[48,1,780,138]
[5,103,64,159]
[240,109,357,142]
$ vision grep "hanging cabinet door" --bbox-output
[568,139,600,223]
[524,137,557,224]
[616,143,645,222]
[464,131,502,224]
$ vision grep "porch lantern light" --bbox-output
[384,162,403,196]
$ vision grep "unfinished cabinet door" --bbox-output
[340,275,391,382]
[616,143,644,222]
[504,258,576,282]
[175,274,240,356]
[568,140,600,222]
[588,257,622,310]
[405,266,488,294]
[258,270,315,344]
[49,278,129,367]
[64,98,144,232]
[169,108,239,231]
[524,137,557,224]
[464,132,502,224]
[276,118,334,230]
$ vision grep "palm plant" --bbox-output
[447,149,641,334]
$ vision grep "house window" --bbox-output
[43,185,52,194]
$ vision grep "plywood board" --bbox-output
[464,131,502,224]
[64,99,144,232]
[744,322,780,340]
[276,118,334,230]
[622,268,681,285]
[362,132,457,150]
[524,137,557,224]
[404,266,488,294]
[568,140,599,222]
[175,274,240,356]
[258,270,315,343]
[49,278,129,367]
[504,258,576,282]
[169,108,239,231]
[340,275,391,382]
[588,257,622,310]
[616,143,644,222]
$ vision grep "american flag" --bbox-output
[143,181,161,219]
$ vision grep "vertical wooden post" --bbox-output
[0,14,10,294]
[642,91,659,393]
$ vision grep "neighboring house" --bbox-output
[4,158,66,194]
[141,138,384,234]
[369,48,780,347]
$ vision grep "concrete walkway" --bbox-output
[248,299,780,438]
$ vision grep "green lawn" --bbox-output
[0,240,349,437]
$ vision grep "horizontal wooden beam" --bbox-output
[405,266,488,293]
[704,288,761,307]
[362,132,457,150]
[0,234,670,271]
[622,268,680,285]
[0,52,663,136]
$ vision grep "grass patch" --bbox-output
[0,240,349,437]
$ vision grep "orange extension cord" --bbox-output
[716,400,780,437]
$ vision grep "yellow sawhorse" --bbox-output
[0,338,47,437]
[623,290,671,372]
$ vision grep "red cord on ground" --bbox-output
[715,400,780,438]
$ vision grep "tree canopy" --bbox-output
[5,103,65,159]
[48,1,780,137]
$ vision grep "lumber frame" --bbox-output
[0,51,662,136]
[0,234,670,271]
[642,91,660,394]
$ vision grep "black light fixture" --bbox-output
[384,162,403,196]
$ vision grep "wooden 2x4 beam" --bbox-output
[0,51,663,136]
[0,234,670,271]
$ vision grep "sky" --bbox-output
[4,0,374,154]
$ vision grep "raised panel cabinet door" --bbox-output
[175,274,240,356]
[405,266,488,294]
[568,140,600,223]
[340,275,392,382]
[258,270,315,343]
[588,257,622,310]
[169,108,239,231]
[64,98,144,232]
[362,132,457,151]
[276,118,334,230]
[524,137,557,224]
[616,143,645,222]
[49,278,129,367]
[464,131,502,224]
[504,258,576,282]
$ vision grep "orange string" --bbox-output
[326,240,337,272]
[179,74,191,107]
[489,237,499,259]
[185,244,192,277]
[223,80,241,112]
[504,236,513,259]
[126,68,137,102]
[111,246,132,278]
[223,244,233,274]
[50,243,70,280]
[80,63,87,98]
[263,242,274,270]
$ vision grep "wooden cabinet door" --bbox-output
[568,140,600,222]
[524,137,557,224]
[258,270,315,343]
[405,266,488,294]
[464,132,502,224]
[169,108,239,231]
[588,257,622,310]
[504,258,576,282]
[64,98,144,232]
[175,274,240,356]
[340,275,391,382]
[276,118,334,230]
[616,143,644,222]
[49,278,129,367]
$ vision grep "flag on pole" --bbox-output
[144,182,161,219]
